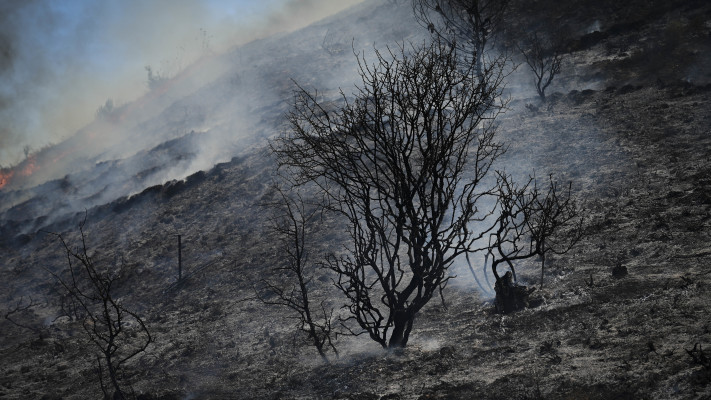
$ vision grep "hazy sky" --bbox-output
[0,0,362,167]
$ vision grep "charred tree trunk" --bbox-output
[275,40,508,349]
[489,174,582,313]
[388,309,414,348]
[177,234,182,281]
[494,271,534,314]
[106,353,124,400]
[539,237,546,289]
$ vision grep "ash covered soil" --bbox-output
[1,1,711,399]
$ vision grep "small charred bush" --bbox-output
[611,263,628,278]
[517,30,565,101]
[184,170,207,189]
[47,218,151,399]
[687,343,710,370]
[162,180,186,198]
[257,187,338,363]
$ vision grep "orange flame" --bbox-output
[0,56,218,192]
[18,155,38,177]
[0,155,38,191]
[0,170,14,190]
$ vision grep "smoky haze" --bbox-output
[0,0,363,168]
[0,0,424,228]
[0,0,598,304]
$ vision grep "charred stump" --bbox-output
[495,271,535,314]
[611,263,628,278]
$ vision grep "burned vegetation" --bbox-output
[272,36,582,350]
[1,0,711,399]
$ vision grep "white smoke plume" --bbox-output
[0,0,363,168]
[0,0,424,226]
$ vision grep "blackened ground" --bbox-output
[1,1,711,399]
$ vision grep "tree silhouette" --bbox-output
[517,31,563,101]
[273,40,509,347]
[47,219,151,399]
[258,186,339,362]
[412,0,510,81]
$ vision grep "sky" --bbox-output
[0,0,362,167]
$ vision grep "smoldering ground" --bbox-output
[2,1,710,398]
[0,0,363,169]
[0,0,372,223]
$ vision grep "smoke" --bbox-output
[0,0,363,168]
[0,0,103,166]
[1,0,424,228]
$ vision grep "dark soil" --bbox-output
[1,1,711,399]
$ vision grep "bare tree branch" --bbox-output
[257,185,339,362]
[412,0,510,81]
[4,296,49,340]
[516,31,563,101]
[488,173,584,312]
[273,39,509,347]
[46,216,151,399]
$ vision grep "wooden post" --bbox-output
[540,237,546,289]
[177,235,182,281]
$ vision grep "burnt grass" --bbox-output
[2,1,711,399]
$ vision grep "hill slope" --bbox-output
[1,1,710,399]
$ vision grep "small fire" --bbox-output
[0,155,39,191]
[0,170,14,190]
[18,155,38,177]
[0,55,218,193]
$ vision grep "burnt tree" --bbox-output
[273,40,509,348]
[4,296,51,341]
[258,187,338,363]
[489,173,582,313]
[412,0,510,82]
[47,220,151,400]
[517,31,563,101]
[528,175,583,289]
